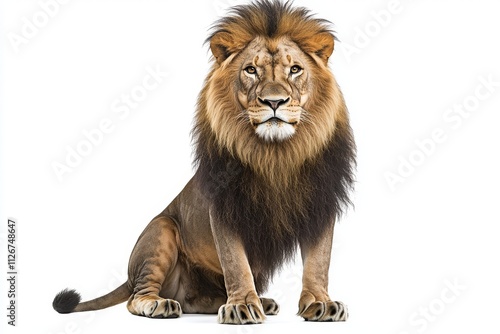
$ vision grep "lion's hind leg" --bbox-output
[260,298,279,315]
[128,296,182,318]
[126,216,182,318]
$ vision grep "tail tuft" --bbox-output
[53,289,81,314]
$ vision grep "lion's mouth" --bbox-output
[253,117,298,126]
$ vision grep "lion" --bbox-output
[53,0,355,324]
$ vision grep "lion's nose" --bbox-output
[258,97,290,111]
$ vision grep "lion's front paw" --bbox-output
[217,303,265,324]
[298,300,348,322]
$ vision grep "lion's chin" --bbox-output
[255,121,296,142]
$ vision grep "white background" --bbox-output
[1,1,500,333]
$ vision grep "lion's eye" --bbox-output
[290,65,302,74]
[244,66,257,74]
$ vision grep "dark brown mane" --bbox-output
[194,128,355,293]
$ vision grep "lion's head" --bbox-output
[195,0,352,182]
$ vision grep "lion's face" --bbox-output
[237,37,310,142]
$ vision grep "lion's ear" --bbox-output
[210,32,235,64]
[301,32,335,65]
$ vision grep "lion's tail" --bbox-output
[53,282,131,313]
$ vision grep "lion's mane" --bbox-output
[192,0,356,293]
